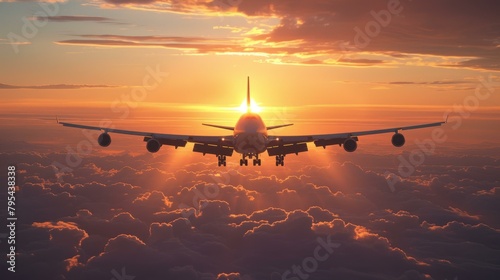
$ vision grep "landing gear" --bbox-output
[240,154,262,166]
[217,155,226,167]
[237,154,262,166]
[275,154,285,166]
[253,154,261,166]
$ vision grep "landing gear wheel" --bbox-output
[275,155,285,166]
[253,159,262,166]
[217,155,226,167]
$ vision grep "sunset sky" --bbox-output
[1,1,499,280]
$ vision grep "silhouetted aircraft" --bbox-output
[59,77,446,166]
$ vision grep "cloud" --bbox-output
[388,80,471,85]
[15,220,88,279]
[0,83,118,90]
[86,0,500,70]
[337,57,385,66]
[248,207,287,223]
[79,34,221,43]
[131,190,173,220]
[4,147,499,279]
[1,0,66,2]
[32,221,88,248]
[55,38,243,53]
[35,15,115,23]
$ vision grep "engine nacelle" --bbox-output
[146,138,162,153]
[391,133,405,147]
[343,138,357,152]
[97,133,111,147]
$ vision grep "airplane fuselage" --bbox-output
[233,112,268,155]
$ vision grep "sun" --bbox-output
[239,98,262,113]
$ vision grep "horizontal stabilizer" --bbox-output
[267,124,293,130]
[202,123,235,131]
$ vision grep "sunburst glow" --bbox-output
[239,98,262,113]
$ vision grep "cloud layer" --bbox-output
[2,144,499,279]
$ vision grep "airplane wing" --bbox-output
[266,119,447,156]
[58,120,234,156]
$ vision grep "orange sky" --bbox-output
[1,0,499,149]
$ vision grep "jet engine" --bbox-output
[146,138,162,153]
[97,133,111,147]
[343,138,357,152]
[391,133,405,147]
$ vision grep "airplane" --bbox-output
[58,77,447,167]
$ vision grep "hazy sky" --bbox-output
[1,1,499,280]
[1,0,499,143]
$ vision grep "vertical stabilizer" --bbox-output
[247,76,251,112]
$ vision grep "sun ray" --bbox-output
[239,98,262,113]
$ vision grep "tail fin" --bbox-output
[247,76,251,112]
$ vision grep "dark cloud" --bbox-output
[2,147,499,279]
[90,0,500,70]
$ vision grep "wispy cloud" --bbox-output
[337,58,385,66]
[1,0,66,2]
[0,83,118,90]
[56,34,265,54]
[34,15,116,23]
[0,38,31,46]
